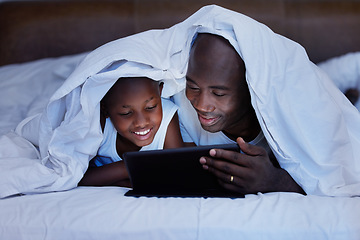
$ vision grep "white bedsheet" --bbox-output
[1,187,359,240]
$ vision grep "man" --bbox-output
[177,33,305,195]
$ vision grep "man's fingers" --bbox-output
[206,167,249,194]
[205,162,244,183]
[202,156,250,180]
[207,138,265,166]
[218,179,247,194]
[202,155,235,173]
[209,148,244,165]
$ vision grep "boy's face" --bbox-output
[185,34,252,136]
[104,77,163,148]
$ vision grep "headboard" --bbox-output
[1,0,360,66]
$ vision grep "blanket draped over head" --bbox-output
[0,5,359,198]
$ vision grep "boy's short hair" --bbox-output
[101,77,162,106]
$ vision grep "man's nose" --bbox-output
[194,92,215,113]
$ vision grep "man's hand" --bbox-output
[199,137,305,195]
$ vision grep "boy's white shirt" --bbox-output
[1,5,359,197]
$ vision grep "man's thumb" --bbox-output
[236,137,261,156]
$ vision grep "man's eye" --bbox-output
[186,84,199,91]
[213,92,225,97]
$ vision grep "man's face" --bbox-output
[185,34,252,137]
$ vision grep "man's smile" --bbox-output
[197,113,221,127]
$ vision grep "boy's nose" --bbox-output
[134,113,148,128]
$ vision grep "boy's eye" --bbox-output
[118,111,132,116]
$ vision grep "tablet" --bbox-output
[123,143,244,198]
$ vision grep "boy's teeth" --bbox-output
[135,129,150,135]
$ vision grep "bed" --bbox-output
[1,1,360,239]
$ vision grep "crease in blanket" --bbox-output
[1,4,360,198]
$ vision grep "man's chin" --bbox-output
[200,124,221,133]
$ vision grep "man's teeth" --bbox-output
[134,129,150,135]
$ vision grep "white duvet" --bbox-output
[0,5,359,198]
[318,51,360,110]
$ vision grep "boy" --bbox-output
[79,77,184,187]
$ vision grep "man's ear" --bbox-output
[159,82,164,95]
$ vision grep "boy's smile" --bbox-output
[133,128,151,136]
[132,127,153,141]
